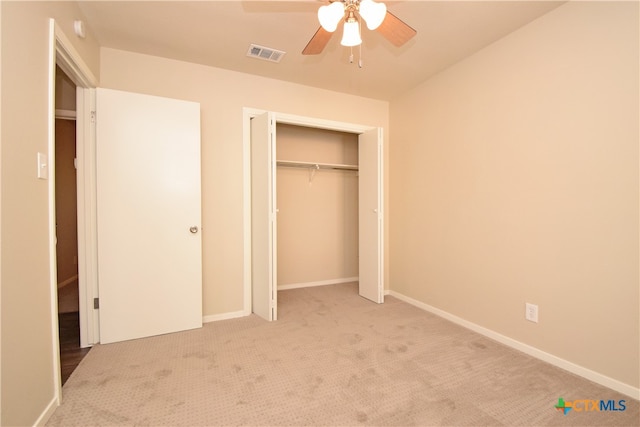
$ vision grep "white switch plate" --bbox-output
[525,303,539,323]
[37,152,48,180]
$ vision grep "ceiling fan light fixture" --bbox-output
[340,18,362,47]
[359,0,387,30]
[318,1,345,32]
[304,0,415,56]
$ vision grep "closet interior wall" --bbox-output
[276,124,359,289]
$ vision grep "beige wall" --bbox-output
[0,1,3,421]
[1,2,100,425]
[390,1,639,389]
[54,119,78,288]
[55,66,76,112]
[99,47,389,317]
[276,125,359,286]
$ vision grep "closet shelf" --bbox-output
[276,160,358,171]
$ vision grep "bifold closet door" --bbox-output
[96,88,203,344]
[358,128,384,303]
[250,112,278,321]
[250,115,383,316]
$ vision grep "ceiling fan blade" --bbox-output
[376,11,417,47]
[302,26,333,55]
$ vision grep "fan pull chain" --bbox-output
[347,16,364,68]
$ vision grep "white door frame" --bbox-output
[48,19,98,403]
[242,108,383,315]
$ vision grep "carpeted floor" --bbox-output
[47,283,638,426]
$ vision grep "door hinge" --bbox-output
[93,297,99,309]
[91,110,96,124]
[74,158,78,170]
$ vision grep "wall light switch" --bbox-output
[525,302,539,323]
[37,152,48,180]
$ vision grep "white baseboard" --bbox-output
[388,290,640,400]
[278,277,358,291]
[202,310,248,324]
[33,395,58,427]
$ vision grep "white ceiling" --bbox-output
[77,1,565,101]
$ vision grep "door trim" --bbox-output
[75,88,100,347]
[48,18,98,404]
[242,108,382,315]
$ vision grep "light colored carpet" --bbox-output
[47,283,638,426]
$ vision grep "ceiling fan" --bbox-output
[302,0,417,55]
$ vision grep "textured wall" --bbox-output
[390,1,639,390]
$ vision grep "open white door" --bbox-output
[96,88,202,344]
[250,112,278,321]
[358,128,384,303]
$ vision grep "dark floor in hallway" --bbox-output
[59,312,90,385]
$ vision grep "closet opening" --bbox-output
[276,124,360,311]
[248,109,383,322]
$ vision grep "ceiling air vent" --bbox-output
[246,44,286,63]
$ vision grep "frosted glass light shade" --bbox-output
[340,20,362,46]
[318,2,345,32]
[359,0,387,30]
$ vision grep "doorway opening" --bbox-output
[54,65,90,384]
[49,19,100,403]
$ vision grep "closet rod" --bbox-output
[276,160,358,171]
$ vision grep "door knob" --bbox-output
[189,226,199,234]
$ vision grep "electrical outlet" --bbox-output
[525,303,539,323]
